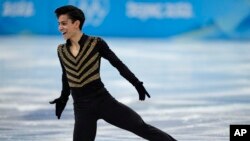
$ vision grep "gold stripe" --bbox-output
[62,44,73,61]
[69,73,100,87]
[58,45,65,60]
[82,73,100,86]
[75,37,92,62]
[58,46,77,70]
[67,59,99,83]
[64,53,99,76]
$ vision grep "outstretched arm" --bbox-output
[98,38,150,100]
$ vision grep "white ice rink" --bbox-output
[0,36,250,141]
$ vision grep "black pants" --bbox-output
[72,88,176,141]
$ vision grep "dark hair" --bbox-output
[55,5,85,30]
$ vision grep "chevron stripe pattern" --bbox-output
[58,37,101,87]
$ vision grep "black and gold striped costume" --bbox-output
[58,37,100,88]
[58,34,139,97]
[57,34,176,141]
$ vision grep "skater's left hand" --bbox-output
[135,81,151,101]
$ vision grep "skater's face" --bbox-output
[57,14,80,40]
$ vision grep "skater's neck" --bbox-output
[70,31,83,47]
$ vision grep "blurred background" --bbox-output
[1,0,250,38]
[0,0,250,141]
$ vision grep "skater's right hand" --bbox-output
[49,96,68,119]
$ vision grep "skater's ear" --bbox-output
[73,20,81,30]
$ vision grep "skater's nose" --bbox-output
[58,24,64,32]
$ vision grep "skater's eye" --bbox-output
[58,21,67,26]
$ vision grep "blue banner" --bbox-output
[0,0,250,39]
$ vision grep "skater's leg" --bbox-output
[99,96,176,141]
[73,100,98,141]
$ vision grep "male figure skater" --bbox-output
[50,5,177,141]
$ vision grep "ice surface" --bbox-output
[0,36,250,141]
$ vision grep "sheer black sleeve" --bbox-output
[98,38,140,86]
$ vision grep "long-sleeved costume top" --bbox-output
[57,34,140,98]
